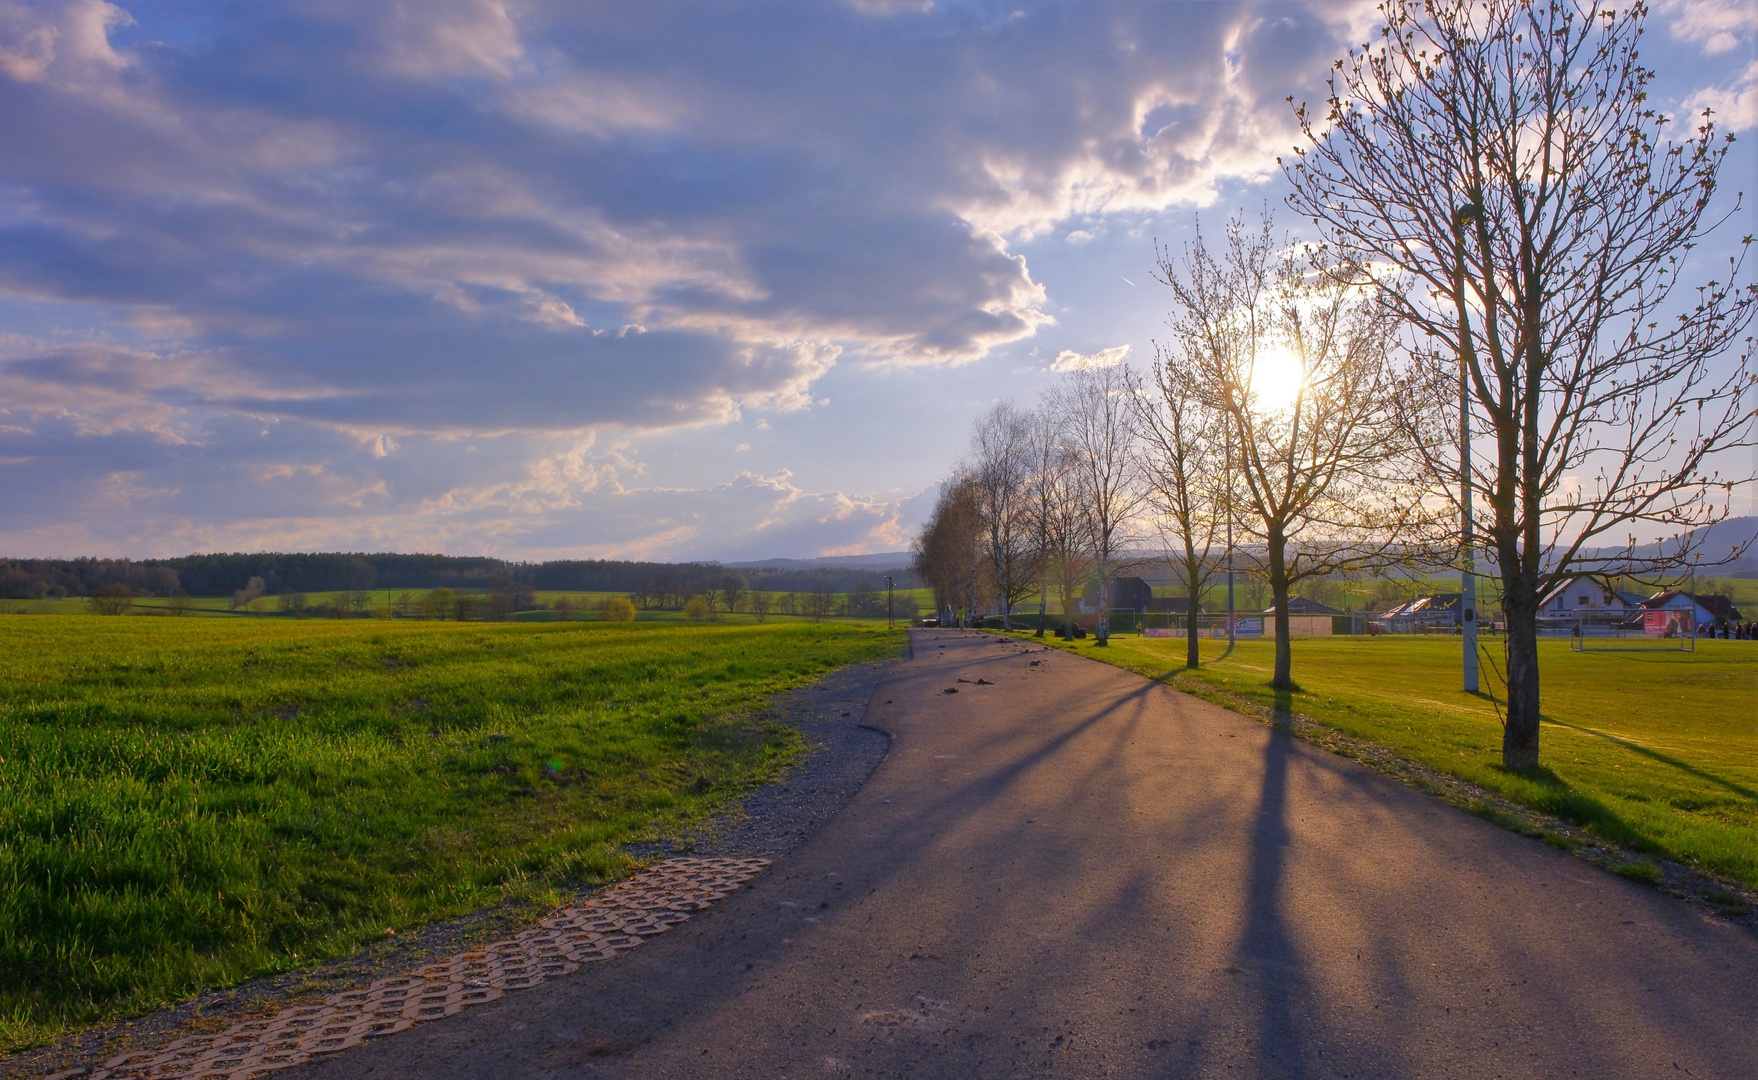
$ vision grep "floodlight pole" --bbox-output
[1460,325,1479,693]
[1452,204,1480,694]
[1226,410,1236,648]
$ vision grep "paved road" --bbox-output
[301,630,1758,1079]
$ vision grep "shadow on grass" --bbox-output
[1542,717,1758,804]
[1272,684,1296,723]
[1482,760,1660,854]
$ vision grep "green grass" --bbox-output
[1030,632,1758,890]
[0,616,902,1051]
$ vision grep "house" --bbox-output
[1374,593,1462,631]
[1258,596,1340,636]
[1082,575,1153,612]
[1640,590,1739,634]
[1539,575,1645,620]
[1692,593,1744,628]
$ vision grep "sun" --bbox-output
[1250,347,1305,413]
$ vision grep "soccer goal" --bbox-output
[1569,610,1696,652]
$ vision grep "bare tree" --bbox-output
[1053,365,1145,645]
[1129,356,1228,669]
[88,584,135,616]
[721,573,748,617]
[1023,405,1085,637]
[231,575,266,611]
[967,401,1041,630]
[1286,0,1757,767]
[1162,214,1421,690]
[809,577,840,622]
[749,587,772,623]
[912,474,985,626]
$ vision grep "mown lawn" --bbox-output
[1031,632,1757,890]
[0,617,902,1051]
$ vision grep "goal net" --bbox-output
[1568,610,1696,652]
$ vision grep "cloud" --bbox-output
[0,408,925,560]
[0,0,1392,556]
[1685,59,1758,132]
[1659,0,1753,54]
[1051,344,1131,372]
[0,2,1359,395]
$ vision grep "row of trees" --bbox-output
[919,0,1756,772]
[669,581,916,622]
[0,553,920,604]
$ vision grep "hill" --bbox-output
[725,551,914,572]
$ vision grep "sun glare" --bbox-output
[1250,348,1305,412]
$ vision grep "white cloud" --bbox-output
[1659,0,1753,54]
[1052,344,1131,372]
[1685,59,1758,132]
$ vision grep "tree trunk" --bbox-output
[1035,586,1046,637]
[998,553,1012,631]
[1267,527,1292,690]
[1501,575,1541,771]
[1095,556,1109,646]
[1185,587,1201,669]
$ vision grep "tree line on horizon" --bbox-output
[0,552,920,605]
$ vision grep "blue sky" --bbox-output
[1,0,1753,561]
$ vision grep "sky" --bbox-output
[0,0,1753,562]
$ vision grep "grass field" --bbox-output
[0,616,902,1052]
[1031,632,1757,891]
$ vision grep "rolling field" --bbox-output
[1036,633,1758,892]
[0,616,902,1051]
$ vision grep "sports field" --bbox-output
[0,616,902,1051]
[1039,633,1758,892]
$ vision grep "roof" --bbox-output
[1641,589,1698,610]
[1378,593,1461,619]
[1540,575,1640,607]
[1263,597,1343,616]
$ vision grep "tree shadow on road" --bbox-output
[1236,718,1312,1079]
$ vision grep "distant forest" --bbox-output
[0,552,919,601]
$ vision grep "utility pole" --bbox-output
[885,575,894,629]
